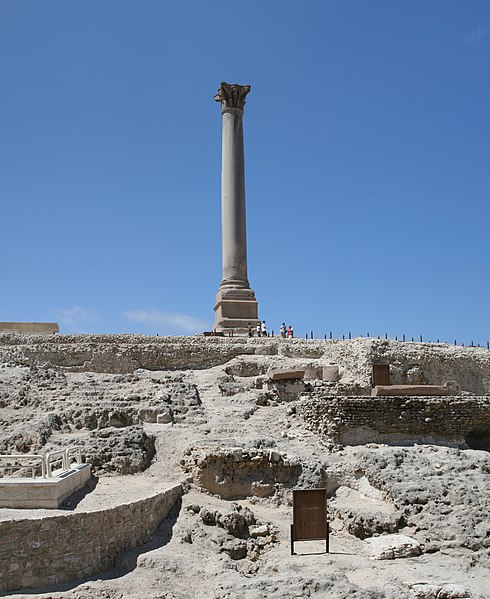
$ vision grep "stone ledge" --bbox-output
[372,384,449,397]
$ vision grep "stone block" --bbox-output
[372,384,449,397]
[0,322,59,334]
[322,364,340,382]
[366,534,421,560]
[267,368,305,381]
[0,464,92,508]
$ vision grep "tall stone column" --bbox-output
[213,82,259,334]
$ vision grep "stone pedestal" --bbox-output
[213,82,259,334]
[214,286,258,332]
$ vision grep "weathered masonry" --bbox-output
[0,483,182,593]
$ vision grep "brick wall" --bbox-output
[298,396,490,448]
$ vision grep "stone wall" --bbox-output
[0,483,182,593]
[1,334,489,394]
[0,334,325,373]
[298,396,490,449]
[0,323,59,335]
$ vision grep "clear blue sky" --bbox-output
[1,1,489,343]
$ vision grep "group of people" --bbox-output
[249,321,268,337]
[248,321,294,338]
[279,322,294,338]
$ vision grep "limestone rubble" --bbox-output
[0,334,489,598]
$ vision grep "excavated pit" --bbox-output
[182,446,302,499]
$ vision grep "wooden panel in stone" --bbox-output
[372,365,390,387]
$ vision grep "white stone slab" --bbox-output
[0,464,91,508]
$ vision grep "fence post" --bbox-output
[329,331,332,340]
[348,332,351,340]
[420,335,423,342]
[402,334,405,342]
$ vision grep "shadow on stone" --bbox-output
[465,429,490,451]
[59,475,99,510]
[108,496,182,577]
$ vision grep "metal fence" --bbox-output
[267,329,489,348]
[304,331,489,349]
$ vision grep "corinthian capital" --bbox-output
[214,82,251,111]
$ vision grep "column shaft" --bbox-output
[213,81,259,334]
[221,108,249,287]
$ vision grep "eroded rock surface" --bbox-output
[0,335,489,599]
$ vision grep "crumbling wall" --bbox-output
[312,338,490,395]
[0,483,181,593]
[182,446,301,499]
[1,334,489,394]
[298,395,490,448]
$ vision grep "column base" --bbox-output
[214,286,259,335]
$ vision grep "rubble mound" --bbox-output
[80,425,156,474]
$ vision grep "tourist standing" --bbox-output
[256,323,261,337]
[280,323,287,338]
[261,320,267,337]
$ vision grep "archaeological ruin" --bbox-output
[0,332,489,598]
[0,82,488,599]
